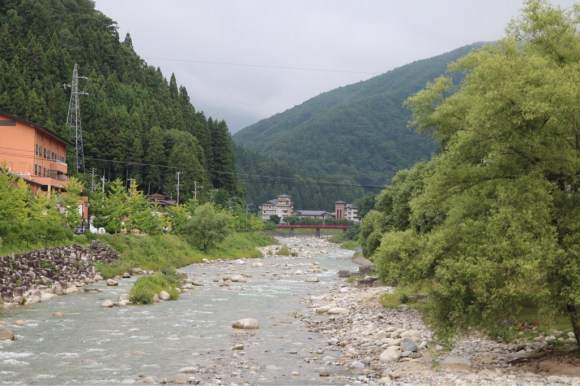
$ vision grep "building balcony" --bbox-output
[50,160,68,174]
[32,173,69,189]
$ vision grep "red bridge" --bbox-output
[277,224,350,237]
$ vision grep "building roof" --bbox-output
[6,172,45,187]
[334,201,347,204]
[278,194,291,198]
[264,199,293,206]
[346,204,358,209]
[294,210,332,216]
[0,109,73,146]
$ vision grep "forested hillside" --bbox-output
[233,43,485,186]
[0,0,242,205]
[234,145,363,212]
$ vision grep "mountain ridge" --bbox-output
[233,42,487,185]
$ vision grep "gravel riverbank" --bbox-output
[1,237,578,385]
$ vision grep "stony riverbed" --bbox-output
[0,237,578,385]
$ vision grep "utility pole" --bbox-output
[176,172,182,205]
[90,167,97,191]
[193,181,203,202]
[228,197,236,213]
[101,172,106,194]
[64,64,88,174]
[210,189,218,203]
[245,203,253,229]
[127,178,136,196]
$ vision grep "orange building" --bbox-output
[0,109,71,195]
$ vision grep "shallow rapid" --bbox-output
[0,237,357,385]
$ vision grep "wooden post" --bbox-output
[315,228,320,238]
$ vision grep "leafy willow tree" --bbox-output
[185,203,231,251]
[372,0,580,346]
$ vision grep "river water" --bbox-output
[0,238,357,385]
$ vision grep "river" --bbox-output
[0,237,357,385]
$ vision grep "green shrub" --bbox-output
[277,244,290,256]
[131,287,154,304]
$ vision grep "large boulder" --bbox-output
[106,279,118,286]
[400,337,418,352]
[54,285,64,296]
[101,300,113,308]
[119,294,132,302]
[305,277,319,282]
[232,318,259,329]
[14,320,29,326]
[158,291,171,301]
[230,275,246,283]
[379,346,401,363]
[315,304,336,315]
[400,330,423,343]
[0,330,14,340]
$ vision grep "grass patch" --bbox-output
[329,233,360,250]
[276,244,290,256]
[93,232,273,279]
[129,268,183,304]
[379,285,429,309]
[347,277,357,283]
[0,235,89,256]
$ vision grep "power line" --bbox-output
[2,45,466,79]
[0,149,387,189]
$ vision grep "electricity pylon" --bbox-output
[64,64,89,174]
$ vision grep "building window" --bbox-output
[47,150,51,160]
[35,145,38,155]
[0,120,16,126]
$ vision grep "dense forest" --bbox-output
[233,43,485,187]
[234,144,364,212]
[0,0,242,206]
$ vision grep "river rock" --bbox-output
[400,329,422,342]
[400,337,418,352]
[327,307,349,315]
[316,304,337,314]
[94,274,103,281]
[0,321,9,326]
[41,293,56,301]
[14,320,29,326]
[192,280,204,286]
[101,300,113,308]
[0,330,14,340]
[230,275,246,283]
[65,285,79,294]
[106,279,118,286]
[232,344,244,350]
[179,367,199,373]
[159,291,171,301]
[53,312,65,317]
[122,272,131,278]
[12,296,24,304]
[232,318,259,329]
[54,285,64,296]
[305,277,319,282]
[27,296,41,304]
[153,294,160,302]
[142,376,156,384]
[119,294,132,302]
[350,361,365,369]
[380,346,401,362]
[442,355,472,366]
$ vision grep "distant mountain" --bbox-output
[233,43,486,186]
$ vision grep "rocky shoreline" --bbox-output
[1,237,579,385]
[0,240,121,307]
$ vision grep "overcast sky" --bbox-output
[95,0,577,133]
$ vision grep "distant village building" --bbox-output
[0,109,88,221]
[148,194,176,208]
[291,210,335,220]
[260,194,293,221]
[335,201,359,223]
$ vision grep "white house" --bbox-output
[260,194,293,221]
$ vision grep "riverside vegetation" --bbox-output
[360,0,580,350]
